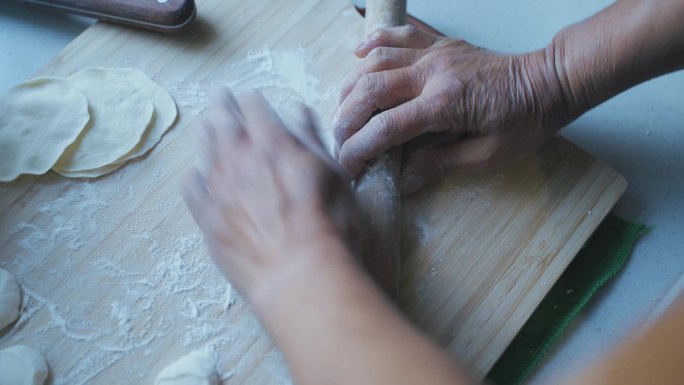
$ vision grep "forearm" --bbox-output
[562,298,684,385]
[250,240,472,385]
[547,0,684,122]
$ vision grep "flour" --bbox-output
[0,47,335,384]
[0,182,223,382]
[0,175,252,384]
[166,47,337,153]
[223,47,337,151]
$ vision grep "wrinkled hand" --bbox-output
[334,26,568,194]
[182,89,360,303]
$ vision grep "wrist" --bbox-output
[541,0,684,127]
[247,237,376,323]
[504,47,579,135]
[544,26,600,124]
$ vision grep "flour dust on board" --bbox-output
[168,47,337,154]
[0,47,334,385]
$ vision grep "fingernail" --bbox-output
[332,105,342,125]
[354,40,366,52]
[402,174,424,195]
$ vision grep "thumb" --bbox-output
[401,136,499,195]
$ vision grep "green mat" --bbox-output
[486,214,647,385]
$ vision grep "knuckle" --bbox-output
[360,73,384,97]
[367,47,391,67]
[340,73,359,95]
[423,151,452,179]
[370,113,394,143]
[433,84,466,132]
[427,50,456,68]
[371,28,391,43]
[398,24,418,38]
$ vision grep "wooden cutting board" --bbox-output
[0,0,626,383]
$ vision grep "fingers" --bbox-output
[206,98,245,150]
[338,97,447,177]
[181,170,222,236]
[234,91,298,154]
[210,87,246,124]
[193,118,221,176]
[401,136,500,195]
[355,25,438,57]
[194,89,247,179]
[334,67,421,150]
[338,47,421,105]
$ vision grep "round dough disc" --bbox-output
[155,348,218,385]
[0,269,21,330]
[53,68,154,172]
[0,345,49,385]
[53,162,124,179]
[110,68,177,161]
[0,77,90,182]
[56,68,177,178]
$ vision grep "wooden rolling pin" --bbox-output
[355,0,407,295]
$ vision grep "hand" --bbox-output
[182,89,360,305]
[334,25,569,194]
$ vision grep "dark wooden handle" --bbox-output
[22,0,196,32]
[355,0,407,296]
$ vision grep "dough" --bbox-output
[53,68,154,172]
[0,77,90,182]
[0,345,49,385]
[53,162,124,179]
[0,269,20,330]
[56,68,177,178]
[109,68,177,160]
[155,347,219,385]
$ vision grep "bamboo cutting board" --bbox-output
[0,0,626,383]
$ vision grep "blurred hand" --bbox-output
[334,25,568,194]
[183,89,360,303]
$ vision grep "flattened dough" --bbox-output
[111,68,177,160]
[0,77,89,182]
[0,345,49,385]
[56,68,177,178]
[0,269,21,330]
[53,162,124,179]
[155,347,219,385]
[53,68,154,172]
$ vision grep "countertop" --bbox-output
[1,0,682,383]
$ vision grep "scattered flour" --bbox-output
[0,176,240,384]
[167,47,337,153]
[0,46,329,385]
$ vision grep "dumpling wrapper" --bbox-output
[110,68,177,161]
[53,68,154,172]
[0,77,90,182]
[56,68,177,178]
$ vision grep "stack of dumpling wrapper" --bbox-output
[0,68,177,182]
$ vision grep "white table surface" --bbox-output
[1,0,682,383]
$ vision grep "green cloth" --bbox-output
[486,214,647,385]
